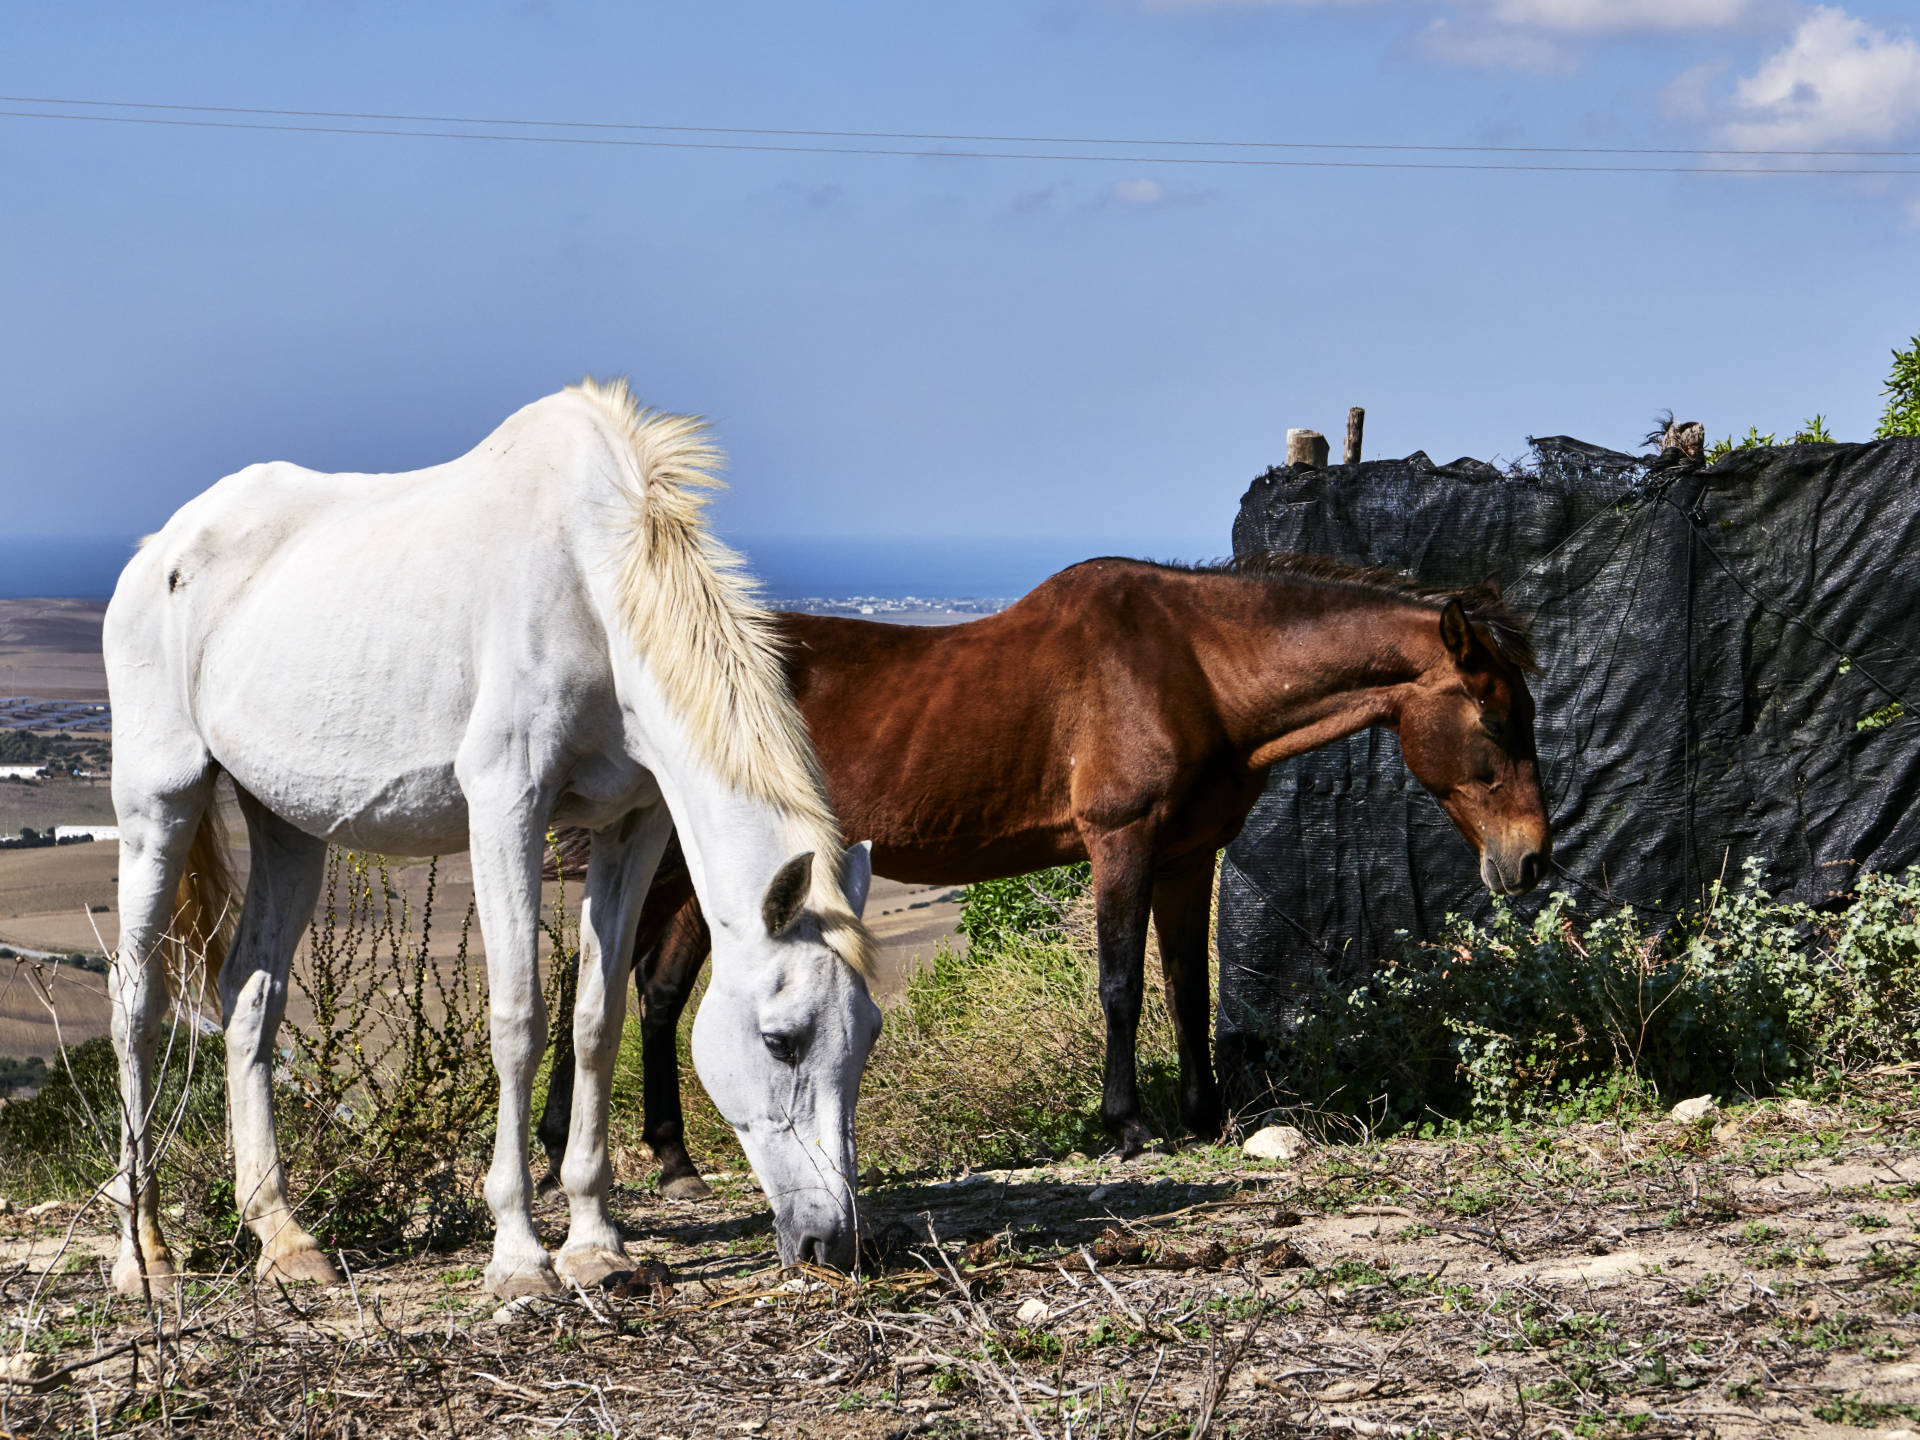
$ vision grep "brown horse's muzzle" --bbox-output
[1481,829,1551,895]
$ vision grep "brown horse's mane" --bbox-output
[1142,552,1539,673]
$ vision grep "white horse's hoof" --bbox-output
[111,1251,177,1297]
[556,1246,630,1288]
[258,1246,341,1287]
[486,1261,563,1301]
[659,1174,713,1202]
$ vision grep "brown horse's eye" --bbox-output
[1480,716,1507,746]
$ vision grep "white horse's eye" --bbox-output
[762,1032,800,1064]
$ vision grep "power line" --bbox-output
[3,105,1916,175]
[3,93,1916,159]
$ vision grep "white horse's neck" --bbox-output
[667,769,809,945]
[612,655,829,954]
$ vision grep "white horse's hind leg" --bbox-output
[223,794,336,1286]
[556,808,674,1286]
[465,794,563,1299]
[107,775,216,1296]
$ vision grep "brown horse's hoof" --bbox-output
[659,1173,713,1202]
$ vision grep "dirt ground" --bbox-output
[0,599,108,703]
[10,1083,1920,1437]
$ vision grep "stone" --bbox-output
[2,1351,49,1382]
[1088,1186,1109,1204]
[488,1295,542,1326]
[1015,1297,1051,1324]
[24,1200,61,1219]
[1669,1096,1719,1126]
[1241,1125,1309,1162]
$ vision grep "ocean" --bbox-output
[0,534,1224,604]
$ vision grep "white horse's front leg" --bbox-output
[556,808,674,1286]
[467,798,563,1300]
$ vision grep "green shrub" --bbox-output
[1243,859,1920,1129]
[1877,333,1920,439]
[1705,415,1836,464]
[957,864,1091,951]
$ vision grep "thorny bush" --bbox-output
[0,850,499,1268]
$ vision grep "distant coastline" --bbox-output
[770,595,1009,623]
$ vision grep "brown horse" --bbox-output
[540,554,1551,1195]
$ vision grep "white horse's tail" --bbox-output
[168,809,236,1005]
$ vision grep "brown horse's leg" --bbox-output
[1087,834,1157,1155]
[639,900,713,1200]
[1151,857,1222,1140]
[538,834,701,1197]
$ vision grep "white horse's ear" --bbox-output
[762,851,814,937]
[841,840,874,918]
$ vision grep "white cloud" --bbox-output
[1484,0,1754,34]
[1110,178,1168,205]
[1422,17,1569,72]
[1720,6,1920,148]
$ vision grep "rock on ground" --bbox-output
[1241,1125,1309,1161]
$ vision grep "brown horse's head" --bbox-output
[1395,597,1552,895]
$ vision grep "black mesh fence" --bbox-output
[1217,436,1920,1082]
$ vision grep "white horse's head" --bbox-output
[690,842,879,1269]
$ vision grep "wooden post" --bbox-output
[1285,428,1329,468]
[1345,407,1365,466]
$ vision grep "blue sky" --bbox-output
[3,0,1917,572]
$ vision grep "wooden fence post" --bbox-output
[1345,407,1365,466]
[1286,429,1329,468]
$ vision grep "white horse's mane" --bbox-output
[570,377,875,980]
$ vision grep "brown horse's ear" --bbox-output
[1439,599,1475,664]
[762,851,814,937]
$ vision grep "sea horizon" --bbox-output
[0,532,1227,605]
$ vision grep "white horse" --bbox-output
[104,380,880,1299]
